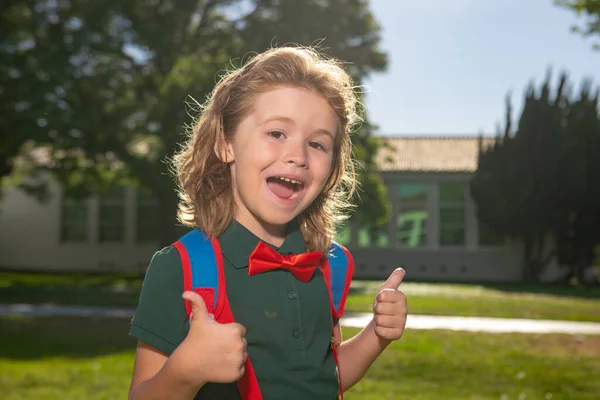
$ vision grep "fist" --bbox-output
[372,268,408,342]
[170,291,247,386]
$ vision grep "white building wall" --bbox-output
[349,246,523,282]
[0,178,158,272]
[0,171,552,283]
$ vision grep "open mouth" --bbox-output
[266,176,305,200]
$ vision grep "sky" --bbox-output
[363,0,599,136]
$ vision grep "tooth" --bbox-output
[273,176,302,185]
[290,192,299,199]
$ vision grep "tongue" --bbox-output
[267,179,296,199]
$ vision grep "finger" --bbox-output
[373,300,402,316]
[376,289,406,305]
[374,325,405,340]
[231,323,247,338]
[182,291,212,322]
[379,268,406,290]
[374,314,403,329]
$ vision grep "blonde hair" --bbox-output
[172,46,360,253]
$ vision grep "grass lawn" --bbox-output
[1,271,600,321]
[0,271,144,307]
[1,316,599,400]
[346,281,600,322]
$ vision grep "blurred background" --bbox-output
[1,0,599,399]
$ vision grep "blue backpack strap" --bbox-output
[326,241,354,319]
[172,229,221,318]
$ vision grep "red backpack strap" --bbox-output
[172,229,263,400]
[173,229,226,319]
[325,241,354,320]
[322,241,355,399]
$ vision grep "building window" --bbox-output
[99,186,126,242]
[136,188,160,243]
[439,182,467,246]
[397,184,428,247]
[60,197,89,242]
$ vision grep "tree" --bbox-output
[555,0,600,49]
[471,71,570,282]
[1,0,389,244]
[472,70,600,283]
[555,80,600,282]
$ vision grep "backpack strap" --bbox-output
[321,241,354,400]
[172,229,263,400]
[172,229,227,319]
[324,241,354,320]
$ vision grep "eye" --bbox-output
[309,141,326,151]
[268,130,285,139]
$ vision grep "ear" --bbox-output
[214,129,234,163]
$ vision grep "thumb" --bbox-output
[380,268,406,290]
[182,291,213,322]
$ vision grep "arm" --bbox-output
[128,248,246,399]
[129,292,247,399]
[337,268,408,391]
[128,341,204,400]
[336,320,391,391]
[128,247,203,399]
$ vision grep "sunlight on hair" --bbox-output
[171,45,363,253]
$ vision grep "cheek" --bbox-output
[312,153,335,185]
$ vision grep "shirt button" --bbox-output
[292,328,301,338]
[288,291,297,300]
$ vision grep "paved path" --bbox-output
[2,303,600,335]
[342,313,600,335]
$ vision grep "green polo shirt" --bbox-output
[130,219,339,399]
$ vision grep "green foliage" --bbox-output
[471,70,600,282]
[555,0,600,49]
[1,0,389,242]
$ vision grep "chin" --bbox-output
[258,209,301,227]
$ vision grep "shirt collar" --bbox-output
[218,219,305,269]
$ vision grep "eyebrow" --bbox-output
[258,116,294,127]
[259,116,335,140]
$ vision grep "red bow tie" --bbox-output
[248,241,323,283]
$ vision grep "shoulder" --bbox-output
[144,245,183,282]
[130,245,189,354]
[151,245,181,263]
[135,246,185,308]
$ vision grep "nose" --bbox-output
[284,140,308,168]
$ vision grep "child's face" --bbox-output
[222,85,338,238]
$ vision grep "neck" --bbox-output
[256,223,287,247]
[233,213,288,247]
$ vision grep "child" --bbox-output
[128,46,408,400]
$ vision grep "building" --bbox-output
[0,136,564,282]
[345,136,524,282]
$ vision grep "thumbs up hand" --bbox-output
[372,268,408,342]
[169,291,247,387]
